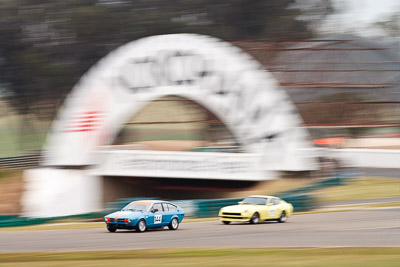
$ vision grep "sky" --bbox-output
[323,0,400,36]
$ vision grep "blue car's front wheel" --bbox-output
[136,219,147,232]
[168,218,179,230]
[107,224,117,232]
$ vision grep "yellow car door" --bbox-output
[258,201,270,220]
[255,197,274,220]
[268,198,283,219]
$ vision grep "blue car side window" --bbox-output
[167,204,177,211]
[162,203,169,212]
[152,203,163,213]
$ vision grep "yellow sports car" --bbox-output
[218,195,293,224]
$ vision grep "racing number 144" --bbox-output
[154,215,162,224]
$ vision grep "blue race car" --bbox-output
[104,200,185,232]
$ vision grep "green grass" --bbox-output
[358,201,400,208]
[296,202,400,215]
[1,248,400,267]
[316,177,400,202]
[0,169,22,182]
[0,115,50,157]
[319,201,400,210]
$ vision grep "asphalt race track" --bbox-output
[1,208,399,252]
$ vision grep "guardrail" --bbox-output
[0,212,103,228]
[331,148,400,168]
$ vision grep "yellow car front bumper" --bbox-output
[218,213,251,222]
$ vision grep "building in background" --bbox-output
[237,35,400,140]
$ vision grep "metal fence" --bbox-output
[0,155,40,169]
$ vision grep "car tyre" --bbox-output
[250,212,260,224]
[278,211,288,223]
[222,221,231,225]
[168,217,179,230]
[107,225,117,232]
[136,219,147,232]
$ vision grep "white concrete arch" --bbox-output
[23,34,318,217]
[43,34,316,171]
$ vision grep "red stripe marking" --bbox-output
[66,128,97,132]
[72,115,103,120]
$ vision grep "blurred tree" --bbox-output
[374,12,400,38]
[0,0,333,119]
[293,0,333,34]
[298,92,383,138]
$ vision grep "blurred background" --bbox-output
[1,0,400,216]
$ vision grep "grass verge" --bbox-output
[0,169,21,182]
[315,177,400,202]
[1,248,400,267]
[297,202,400,215]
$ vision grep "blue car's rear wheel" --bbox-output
[168,217,179,230]
[107,224,117,232]
[136,219,147,232]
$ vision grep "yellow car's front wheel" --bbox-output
[222,221,231,225]
[249,212,260,224]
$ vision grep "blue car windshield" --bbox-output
[122,202,150,212]
[242,197,267,205]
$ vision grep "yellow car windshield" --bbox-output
[242,197,268,205]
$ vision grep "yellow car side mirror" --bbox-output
[267,203,273,206]
[238,201,243,205]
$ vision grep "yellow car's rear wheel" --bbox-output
[249,212,259,224]
[278,211,288,223]
[222,221,230,225]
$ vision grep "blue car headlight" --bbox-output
[124,218,137,224]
